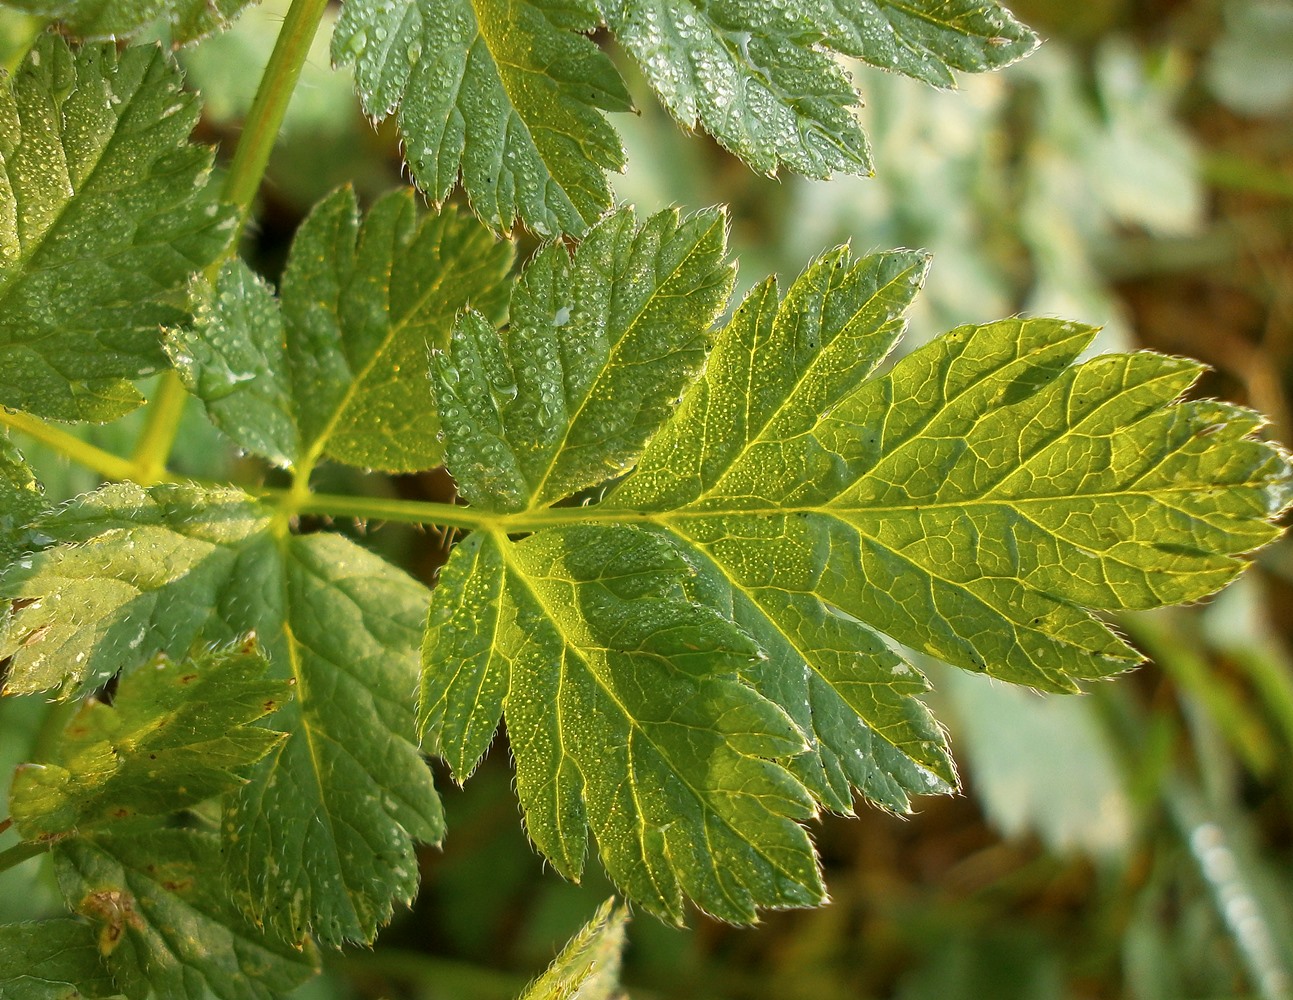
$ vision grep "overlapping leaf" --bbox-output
[0,35,234,421]
[2,0,256,44]
[600,0,870,179]
[334,0,1039,234]
[9,644,290,840]
[427,208,824,922]
[169,187,512,473]
[0,484,442,947]
[0,437,43,565]
[518,898,628,1000]
[55,829,317,1000]
[425,212,1293,920]
[0,919,119,1000]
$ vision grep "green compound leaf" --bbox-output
[517,898,629,1000]
[332,0,633,237]
[3,0,256,44]
[426,224,1293,920]
[0,35,234,421]
[0,485,442,947]
[169,187,512,474]
[436,206,733,512]
[334,0,1039,234]
[54,829,318,1000]
[422,526,822,924]
[0,919,119,1000]
[9,643,291,841]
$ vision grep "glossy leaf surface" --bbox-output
[0,36,233,420]
[334,0,1039,234]
[169,188,512,473]
[2,0,256,43]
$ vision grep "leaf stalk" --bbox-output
[0,408,136,481]
[130,0,333,485]
[0,839,45,875]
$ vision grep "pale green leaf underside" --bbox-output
[0,36,234,421]
[518,898,628,1000]
[428,222,1293,920]
[55,829,318,1000]
[823,1,1039,87]
[3,0,256,44]
[421,525,823,924]
[9,644,290,841]
[0,919,119,1000]
[0,485,442,947]
[170,187,512,474]
[335,0,1039,233]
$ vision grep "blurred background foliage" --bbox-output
[3,0,1293,997]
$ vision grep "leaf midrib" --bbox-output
[492,529,812,907]
[508,484,1276,531]
[465,0,583,225]
[706,255,924,498]
[664,520,941,778]
[527,214,724,507]
[0,48,163,311]
[296,215,455,476]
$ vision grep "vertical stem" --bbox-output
[130,0,332,480]
[130,374,191,485]
[219,0,333,233]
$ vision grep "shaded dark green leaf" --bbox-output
[0,36,233,420]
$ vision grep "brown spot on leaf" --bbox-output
[80,889,143,957]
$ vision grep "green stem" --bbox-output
[129,374,190,486]
[220,0,331,226]
[0,839,46,875]
[0,408,136,481]
[287,490,657,532]
[130,0,331,483]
